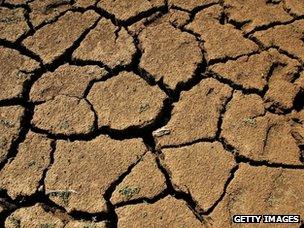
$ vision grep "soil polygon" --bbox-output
[138,19,202,90]
[0,132,52,199]
[87,71,167,130]
[32,95,96,136]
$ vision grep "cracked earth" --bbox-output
[0,0,304,227]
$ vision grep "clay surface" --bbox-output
[1,1,304,226]
[111,152,166,205]
[208,164,304,227]
[97,0,165,21]
[139,17,202,90]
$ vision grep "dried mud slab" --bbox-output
[87,71,166,130]
[28,0,73,28]
[32,95,96,136]
[45,136,147,213]
[129,10,190,35]
[285,0,304,16]
[0,7,29,42]
[3,0,30,5]
[73,18,136,69]
[5,204,65,227]
[168,0,218,11]
[224,0,292,33]
[154,78,232,147]
[22,10,99,64]
[30,64,107,102]
[222,91,303,165]
[97,0,165,21]
[254,20,304,62]
[208,164,304,227]
[162,142,236,211]
[74,0,98,8]
[0,132,52,199]
[0,106,24,164]
[138,19,202,90]
[65,220,108,228]
[116,196,203,227]
[187,5,258,62]
[0,47,40,101]
[111,152,166,205]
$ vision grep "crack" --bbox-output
[155,157,205,222]
[202,165,239,215]
[246,15,304,36]
[42,16,102,72]
[215,89,234,139]
[0,104,34,171]
[37,140,56,195]
[205,72,264,96]
[0,38,43,63]
[94,3,168,27]
[103,150,148,228]
[219,137,304,169]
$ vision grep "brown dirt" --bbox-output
[1,0,304,227]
